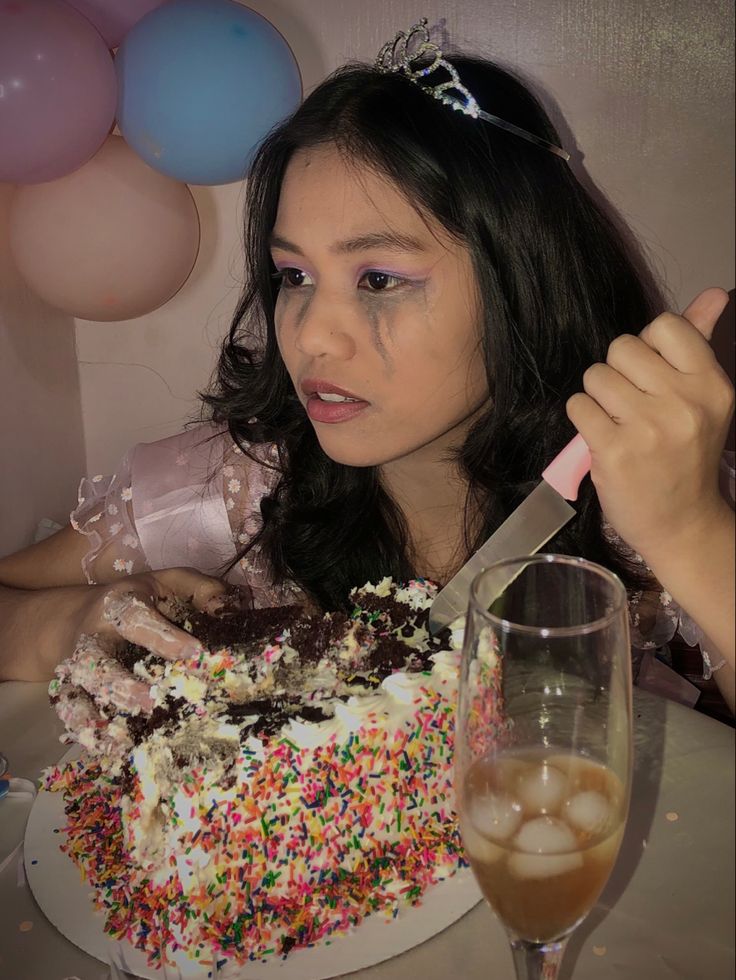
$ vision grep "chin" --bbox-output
[316,441,383,468]
[313,429,392,468]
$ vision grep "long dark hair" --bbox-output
[203,56,664,609]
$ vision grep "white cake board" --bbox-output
[25,750,483,980]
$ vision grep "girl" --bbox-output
[0,23,733,708]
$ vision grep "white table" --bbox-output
[0,683,733,980]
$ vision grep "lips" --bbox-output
[300,378,370,425]
[301,378,364,400]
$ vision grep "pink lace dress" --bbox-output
[71,424,734,703]
[71,424,301,609]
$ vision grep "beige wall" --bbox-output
[0,184,86,556]
[1,0,733,547]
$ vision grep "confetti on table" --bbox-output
[18,920,33,932]
[665,811,679,822]
[592,945,607,956]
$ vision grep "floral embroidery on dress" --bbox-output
[70,426,301,608]
[71,450,146,585]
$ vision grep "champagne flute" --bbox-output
[455,554,632,980]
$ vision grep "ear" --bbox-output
[681,287,730,341]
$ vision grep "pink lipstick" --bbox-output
[301,378,370,424]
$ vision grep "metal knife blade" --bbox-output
[428,434,592,633]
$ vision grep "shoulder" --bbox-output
[131,423,231,477]
[130,423,282,543]
[130,423,281,496]
[125,424,282,575]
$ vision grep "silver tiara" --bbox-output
[375,18,570,162]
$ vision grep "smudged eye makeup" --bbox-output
[271,267,421,293]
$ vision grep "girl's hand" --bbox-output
[57,567,246,719]
[79,566,232,660]
[566,288,734,565]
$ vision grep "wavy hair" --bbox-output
[203,56,664,608]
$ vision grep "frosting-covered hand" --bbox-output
[78,567,245,661]
[66,568,249,712]
[566,288,734,564]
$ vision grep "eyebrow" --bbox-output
[269,230,429,256]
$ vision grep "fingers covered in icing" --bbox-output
[60,632,155,715]
[51,681,133,760]
[102,591,204,662]
[153,566,235,614]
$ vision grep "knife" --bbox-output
[428,433,592,633]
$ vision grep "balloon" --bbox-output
[0,0,116,184]
[65,0,167,49]
[116,0,302,185]
[8,136,200,322]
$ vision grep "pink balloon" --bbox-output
[8,136,200,322]
[65,0,167,48]
[0,0,116,184]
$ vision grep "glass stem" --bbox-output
[509,936,569,980]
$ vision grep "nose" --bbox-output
[288,289,357,361]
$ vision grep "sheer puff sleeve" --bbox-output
[71,450,145,583]
[69,424,300,607]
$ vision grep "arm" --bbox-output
[0,526,231,681]
[639,499,736,713]
[0,526,96,681]
[0,425,259,682]
[644,504,735,705]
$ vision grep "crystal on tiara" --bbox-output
[375,18,481,118]
[374,18,570,161]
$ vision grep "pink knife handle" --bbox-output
[541,433,592,501]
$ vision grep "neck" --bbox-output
[380,447,477,585]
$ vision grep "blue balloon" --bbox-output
[115,0,301,185]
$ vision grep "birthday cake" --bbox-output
[44,579,472,968]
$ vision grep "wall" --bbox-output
[75,0,734,475]
[0,184,86,556]
[2,0,733,536]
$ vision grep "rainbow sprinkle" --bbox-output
[45,687,469,969]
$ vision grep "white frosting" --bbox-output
[359,577,393,598]
[285,716,343,748]
[165,671,208,703]
[57,578,468,915]
[429,649,461,688]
